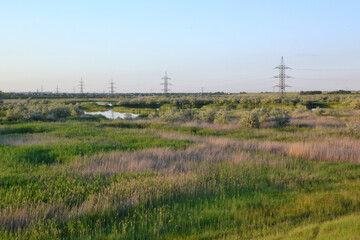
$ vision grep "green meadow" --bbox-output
[0,93,360,239]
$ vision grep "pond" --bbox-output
[96,102,113,106]
[84,110,139,120]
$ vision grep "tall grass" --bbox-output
[0,111,360,239]
[0,135,68,146]
[207,137,360,164]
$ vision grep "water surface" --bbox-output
[84,110,139,119]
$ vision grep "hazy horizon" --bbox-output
[1,1,360,93]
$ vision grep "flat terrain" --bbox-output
[0,93,360,239]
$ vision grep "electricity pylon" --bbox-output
[79,78,84,94]
[274,56,292,99]
[160,71,171,95]
[109,79,116,97]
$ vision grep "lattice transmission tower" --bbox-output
[274,56,292,99]
[79,78,84,94]
[161,71,171,95]
[109,79,116,97]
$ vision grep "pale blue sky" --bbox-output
[1,0,360,93]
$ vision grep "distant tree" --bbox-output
[328,90,351,95]
[300,91,322,95]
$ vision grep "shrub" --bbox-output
[294,104,308,114]
[181,109,197,121]
[252,108,270,123]
[198,109,216,123]
[239,110,260,128]
[46,113,58,121]
[4,102,84,121]
[29,111,44,121]
[5,106,24,121]
[313,107,325,116]
[148,113,159,119]
[214,110,229,125]
[350,100,360,109]
[160,110,186,122]
[271,108,291,127]
[344,123,358,136]
[70,105,83,117]
[49,105,71,118]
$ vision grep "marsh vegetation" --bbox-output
[0,92,360,239]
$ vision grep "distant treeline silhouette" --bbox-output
[300,91,322,95]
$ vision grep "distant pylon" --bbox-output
[274,56,292,99]
[56,85,59,94]
[79,78,84,94]
[109,79,116,97]
[161,71,171,94]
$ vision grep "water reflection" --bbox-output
[96,102,113,106]
[84,110,139,119]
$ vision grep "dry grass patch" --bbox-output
[158,130,360,164]
[0,134,74,146]
[73,144,253,176]
[207,137,360,164]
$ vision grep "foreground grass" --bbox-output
[2,159,359,239]
[84,159,360,240]
[0,118,359,239]
[261,213,360,240]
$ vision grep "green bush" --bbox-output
[5,102,84,121]
[294,104,308,113]
[198,109,216,123]
[271,108,291,127]
[239,110,260,128]
[214,110,229,125]
[252,107,270,123]
[160,110,187,122]
[5,106,24,121]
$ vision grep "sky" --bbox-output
[1,0,360,93]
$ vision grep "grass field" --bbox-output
[0,94,360,239]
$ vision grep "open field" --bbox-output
[0,93,360,239]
